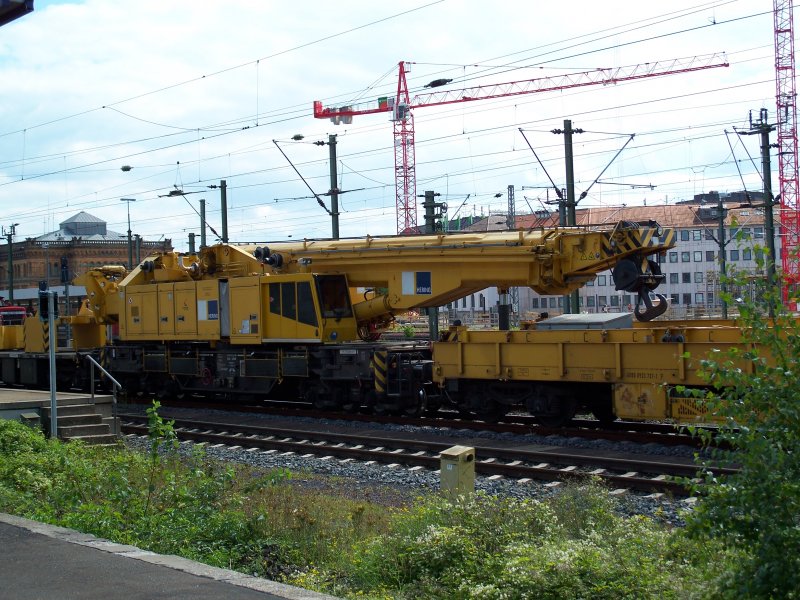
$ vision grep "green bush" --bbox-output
[322,484,726,600]
[682,270,800,599]
[0,413,292,577]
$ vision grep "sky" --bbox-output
[0,0,783,250]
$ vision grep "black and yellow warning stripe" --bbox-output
[601,226,675,257]
[372,350,387,395]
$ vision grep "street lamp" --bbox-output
[120,198,136,269]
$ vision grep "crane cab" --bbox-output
[120,272,358,345]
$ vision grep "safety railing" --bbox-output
[83,354,122,436]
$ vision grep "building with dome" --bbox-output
[0,211,172,308]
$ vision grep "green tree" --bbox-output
[683,267,800,598]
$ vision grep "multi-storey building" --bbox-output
[445,191,776,322]
[0,211,172,311]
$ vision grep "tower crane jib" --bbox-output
[313,53,730,234]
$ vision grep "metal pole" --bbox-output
[423,190,439,339]
[188,232,196,254]
[200,199,207,248]
[759,110,777,314]
[220,180,228,243]
[718,197,728,319]
[328,134,340,240]
[48,290,57,439]
[126,206,132,268]
[64,281,71,346]
[563,120,579,314]
[6,231,12,303]
[44,244,49,288]
[135,234,141,265]
[121,198,135,269]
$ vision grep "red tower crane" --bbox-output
[774,0,799,307]
[314,53,729,233]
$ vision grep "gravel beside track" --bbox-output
[121,405,701,527]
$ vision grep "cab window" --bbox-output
[297,281,318,326]
[316,275,352,319]
[281,282,296,320]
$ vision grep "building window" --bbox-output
[683,293,692,306]
[531,298,539,308]
[681,252,690,262]
[693,251,702,262]
[557,297,563,308]
[705,229,715,240]
[743,248,752,261]
[730,249,740,261]
[729,227,739,240]
[610,296,620,307]
[669,272,679,284]
[741,228,751,239]
[754,226,764,239]
[597,275,607,286]
[669,252,678,263]
[587,296,595,307]
[695,292,704,304]
[692,230,702,241]
[680,230,690,241]
[670,293,680,305]
[682,272,691,284]
[586,279,594,286]
[598,296,607,307]
[707,292,714,306]
[623,294,632,305]
[706,250,716,261]
[549,297,556,308]
[694,272,703,283]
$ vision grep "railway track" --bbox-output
[120,413,733,496]
[128,398,710,448]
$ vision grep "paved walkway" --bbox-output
[0,513,340,600]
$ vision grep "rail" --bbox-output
[83,354,122,435]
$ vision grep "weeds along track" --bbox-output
[119,413,732,496]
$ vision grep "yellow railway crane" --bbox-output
[63,220,674,418]
[75,219,674,339]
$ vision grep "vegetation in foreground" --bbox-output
[0,406,728,599]
[3,267,800,598]
[679,265,800,599]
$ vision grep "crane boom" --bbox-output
[73,221,676,346]
[314,53,729,233]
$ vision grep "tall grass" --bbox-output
[0,418,734,598]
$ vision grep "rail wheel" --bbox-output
[403,382,428,417]
[528,385,577,427]
[474,400,508,423]
[591,401,618,425]
[339,385,362,413]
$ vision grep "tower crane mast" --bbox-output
[774,0,800,306]
[314,53,729,233]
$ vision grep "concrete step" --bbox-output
[42,403,97,417]
[53,414,103,427]
[58,423,111,438]
[65,433,119,446]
